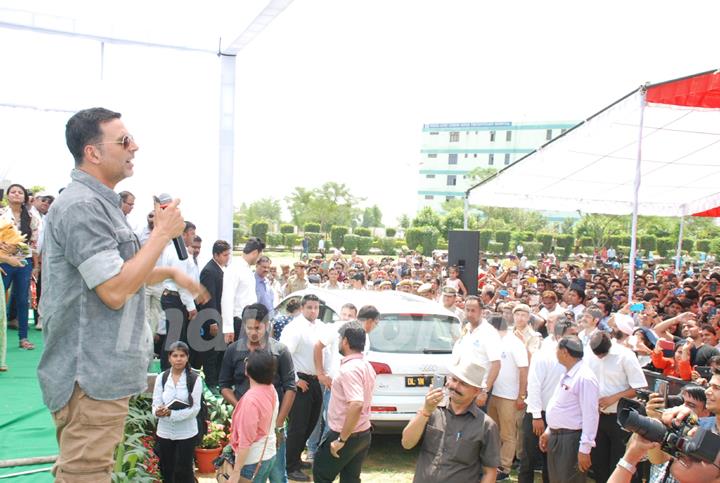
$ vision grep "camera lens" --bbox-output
[617,409,667,443]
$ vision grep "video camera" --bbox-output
[617,406,720,466]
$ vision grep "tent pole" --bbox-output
[628,89,646,300]
[675,216,685,273]
[463,194,469,230]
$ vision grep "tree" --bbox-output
[477,207,548,232]
[361,205,384,227]
[412,206,443,233]
[245,198,281,226]
[467,167,498,184]
[398,214,411,229]
[442,207,477,235]
[574,214,625,249]
[285,187,315,227]
[285,182,363,232]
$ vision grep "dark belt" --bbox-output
[297,372,318,380]
[162,289,180,297]
[549,428,581,435]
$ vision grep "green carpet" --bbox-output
[0,326,55,481]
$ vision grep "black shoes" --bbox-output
[287,469,311,481]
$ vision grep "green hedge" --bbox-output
[266,233,283,247]
[608,235,631,248]
[639,235,657,251]
[556,234,574,251]
[656,237,674,257]
[305,233,323,252]
[233,228,244,248]
[405,227,440,256]
[251,221,269,241]
[554,246,567,260]
[580,247,594,255]
[280,224,295,234]
[537,233,554,253]
[357,236,373,255]
[344,234,360,252]
[697,239,711,253]
[523,241,543,259]
[283,233,298,248]
[379,237,397,255]
[478,229,493,251]
[437,240,449,250]
[304,223,321,233]
[330,226,349,249]
[487,241,504,254]
[495,230,511,253]
[681,239,695,252]
[354,227,372,237]
[580,236,594,247]
[385,228,397,238]
[711,240,720,256]
[618,246,630,258]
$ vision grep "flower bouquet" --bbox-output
[0,219,31,259]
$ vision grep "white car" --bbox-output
[274,287,462,433]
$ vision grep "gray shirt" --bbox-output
[38,169,152,412]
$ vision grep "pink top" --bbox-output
[230,384,277,451]
[327,353,376,434]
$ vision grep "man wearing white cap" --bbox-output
[586,321,647,483]
[402,354,500,483]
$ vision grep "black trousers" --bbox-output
[160,293,189,371]
[591,413,631,483]
[518,412,549,483]
[156,435,196,483]
[199,347,224,389]
[286,374,323,473]
[312,429,371,483]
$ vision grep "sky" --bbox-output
[0,0,718,244]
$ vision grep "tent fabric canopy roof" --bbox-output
[468,69,720,218]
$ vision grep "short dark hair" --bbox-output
[286,298,301,313]
[701,324,717,335]
[558,335,584,359]
[119,191,134,201]
[66,107,122,165]
[680,385,707,406]
[212,240,231,255]
[465,296,482,308]
[244,237,265,254]
[184,221,196,233]
[554,317,576,338]
[246,350,275,385]
[590,331,612,356]
[358,305,380,321]
[342,303,358,315]
[301,294,320,306]
[193,235,202,243]
[242,303,269,324]
[257,255,271,265]
[339,321,366,352]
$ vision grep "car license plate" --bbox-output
[405,376,432,387]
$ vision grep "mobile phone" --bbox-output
[499,289,509,298]
[655,380,669,407]
[630,302,644,312]
[432,373,445,390]
[511,279,519,288]
[711,282,718,292]
[673,287,684,296]
[658,339,675,352]
[696,366,713,380]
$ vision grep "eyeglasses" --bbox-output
[94,134,135,150]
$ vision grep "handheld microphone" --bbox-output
[155,193,188,261]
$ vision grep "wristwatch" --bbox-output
[616,458,636,474]
[336,436,346,444]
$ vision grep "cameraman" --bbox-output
[608,380,720,482]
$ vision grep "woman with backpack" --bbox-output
[153,341,203,482]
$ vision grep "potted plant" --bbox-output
[195,421,227,474]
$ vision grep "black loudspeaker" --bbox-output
[448,231,480,296]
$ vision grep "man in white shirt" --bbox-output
[518,318,577,483]
[279,294,325,481]
[221,237,264,343]
[537,290,565,336]
[586,330,647,483]
[487,322,529,480]
[440,286,464,320]
[158,221,200,369]
[512,304,543,359]
[320,267,344,290]
[566,284,587,322]
[452,296,501,407]
[578,306,603,347]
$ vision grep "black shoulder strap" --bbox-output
[161,369,170,387]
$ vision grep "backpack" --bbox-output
[160,369,209,446]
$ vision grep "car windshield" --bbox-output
[369,314,460,354]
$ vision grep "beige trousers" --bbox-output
[487,395,522,472]
[51,383,129,483]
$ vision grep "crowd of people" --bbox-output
[4,106,719,483]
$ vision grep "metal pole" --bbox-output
[0,467,53,479]
[628,89,646,300]
[675,216,685,273]
[0,456,56,469]
[218,54,236,245]
[463,194,469,229]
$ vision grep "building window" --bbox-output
[546,129,552,140]
[425,174,435,179]
[428,153,437,158]
[429,131,439,135]
[488,153,494,165]
[474,130,479,135]
[447,175,457,186]
[490,131,496,142]
[506,130,512,142]
[504,153,511,165]
[449,131,459,142]
[464,153,468,158]
[424,195,434,200]
[474,153,478,158]
[448,154,458,165]
[446,196,454,202]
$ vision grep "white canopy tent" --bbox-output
[467,69,720,295]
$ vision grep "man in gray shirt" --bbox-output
[37,107,208,483]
